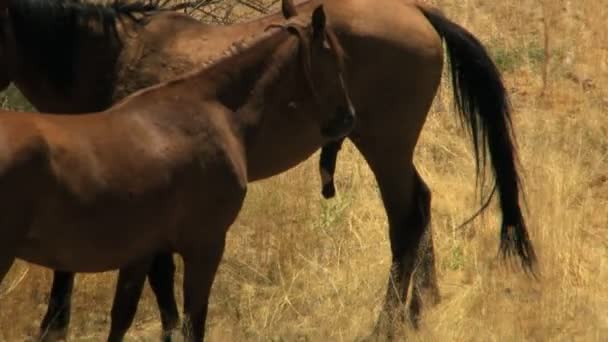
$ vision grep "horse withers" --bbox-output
[0,4,355,341]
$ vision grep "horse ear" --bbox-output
[281,0,298,19]
[311,5,326,39]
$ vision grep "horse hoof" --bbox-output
[162,329,177,342]
[39,328,68,342]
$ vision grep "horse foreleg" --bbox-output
[0,256,16,291]
[107,258,154,342]
[39,271,74,342]
[0,240,18,338]
[147,252,180,342]
[181,242,225,342]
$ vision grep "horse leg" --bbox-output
[181,242,225,342]
[0,237,18,336]
[107,258,154,342]
[321,139,439,322]
[147,252,180,341]
[352,138,439,336]
[0,256,16,287]
[404,171,440,326]
[39,271,74,342]
[0,255,16,314]
[319,138,345,199]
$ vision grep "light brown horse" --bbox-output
[0,4,356,341]
[0,0,536,340]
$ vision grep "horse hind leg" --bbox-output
[406,172,440,327]
[352,138,439,337]
[383,168,440,330]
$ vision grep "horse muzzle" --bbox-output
[320,105,356,140]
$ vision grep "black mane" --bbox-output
[7,0,168,90]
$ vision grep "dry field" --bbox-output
[1,0,607,341]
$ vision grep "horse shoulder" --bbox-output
[29,117,111,200]
[199,108,248,192]
[0,114,50,174]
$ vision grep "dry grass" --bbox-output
[1,0,608,340]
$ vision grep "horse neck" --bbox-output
[6,3,132,113]
[197,29,301,141]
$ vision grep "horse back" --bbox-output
[34,102,245,203]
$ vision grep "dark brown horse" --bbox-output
[0,0,536,340]
[0,4,355,341]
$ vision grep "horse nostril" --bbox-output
[320,106,356,139]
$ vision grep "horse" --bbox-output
[0,3,355,341]
[0,0,536,339]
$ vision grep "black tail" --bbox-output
[419,6,537,273]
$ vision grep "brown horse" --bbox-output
[0,3,355,341]
[0,0,536,340]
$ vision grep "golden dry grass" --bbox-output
[1,0,607,340]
